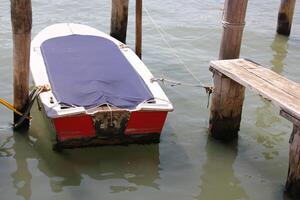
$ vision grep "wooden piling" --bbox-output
[219,0,248,59]
[209,71,245,140]
[11,0,32,129]
[135,0,142,58]
[286,125,300,197]
[277,0,296,36]
[209,0,248,140]
[110,0,129,43]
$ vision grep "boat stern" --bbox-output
[52,109,170,150]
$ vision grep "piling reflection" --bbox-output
[197,138,249,200]
[255,100,285,160]
[252,35,289,160]
[270,35,288,74]
[10,133,36,200]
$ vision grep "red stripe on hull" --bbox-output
[53,111,168,145]
[53,115,96,141]
[125,111,168,135]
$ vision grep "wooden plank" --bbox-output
[236,59,300,100]
[210,59,300,120]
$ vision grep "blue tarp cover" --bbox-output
[40,35,153,109]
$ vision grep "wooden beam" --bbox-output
[11,0,32,130]
[135,0,142,59]
[110,0,129,43]
[286,125,300,198]
[280,110,300,128]
[209,0,248,141]
[277,0,296,36]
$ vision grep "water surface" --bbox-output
[0,0,300,199]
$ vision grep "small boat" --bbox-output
[30,23,173,150]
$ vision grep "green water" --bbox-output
[0,0,300,199]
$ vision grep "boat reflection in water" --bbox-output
[9,110,160,199]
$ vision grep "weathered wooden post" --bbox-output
[11,0,32,130]
[276,0,296,36]
[286,124,300,197]
[281,109,300,197]
[135,0,142,58]
[110,0,129,43]
[209,0,248,140]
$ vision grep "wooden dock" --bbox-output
[210,59,300,121]
[209,58,300,197]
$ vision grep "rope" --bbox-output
[13,85,50,128]
[106,103,114,127]
[151,77,213,108]
[0,85,51,129]
[144,6,205,85]
[144,6,214,107]
[0,98,32,120]
[221,6,245,29]
[221,20,245,28]
[151,77,211,89]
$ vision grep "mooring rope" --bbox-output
[0,85,51,129]
[143,6,214,107]
[151,77,210,88]
[143,6,211,89]
[13,85,50,128]
[221,20,245,29]
[220,6,246,29]
[0,98,32,120]
[151,77,213,108]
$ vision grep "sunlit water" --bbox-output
[0,0,300,200]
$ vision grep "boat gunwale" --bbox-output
[30,23,173,118]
